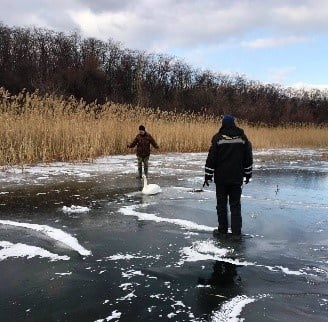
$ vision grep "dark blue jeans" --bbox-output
[216,184,242,235]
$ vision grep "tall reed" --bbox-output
[0,88,327,166]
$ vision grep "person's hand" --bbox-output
[204,174,213,187]
[244,174,251,184]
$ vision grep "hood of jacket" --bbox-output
[218,125,245,137]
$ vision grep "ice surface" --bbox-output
[0,149,327,321]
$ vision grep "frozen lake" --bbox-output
[0,149,327,322]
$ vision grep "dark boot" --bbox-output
[136,166,142,179]
[213,226,228,238]
[231,228,241,241]
[218,226,228,234]
[231,233,242,241]
[144,166,148,178]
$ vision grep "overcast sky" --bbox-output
[1,0,328,88]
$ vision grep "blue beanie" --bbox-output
[222,115,235,126]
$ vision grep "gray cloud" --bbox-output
[1,0,328,51]
[78,0,133,13]
[0,0,80,31]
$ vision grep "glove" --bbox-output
[204,174,213,187]
[244,174,251,184]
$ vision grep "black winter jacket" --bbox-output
[205,125,253,185]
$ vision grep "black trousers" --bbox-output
[216,184,242,235]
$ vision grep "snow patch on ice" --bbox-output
[105,253,161,261]
[62,205,91,213]
[178,240,231,265]
[0,241,70,261]
[210,295,255,322]
[0,220,91,256]
[55,272,72,276]
[267,265,303,276]
[211,294,272,322]
[122,269,144,279]
[196,284,211,288]
[119,205,215,232]
[94,310,121,321]
[117,291,137,302]
[118,283,138,291]
[172,300,186,308]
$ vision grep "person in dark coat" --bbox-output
[204,115,253,239]
[127,125,159,178]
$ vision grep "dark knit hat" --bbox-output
[139,125,145,131]
[222,115,235,126]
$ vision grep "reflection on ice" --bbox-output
[119,205,319,277]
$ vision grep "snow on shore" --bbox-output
[1,149,327,186]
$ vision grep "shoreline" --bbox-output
[1,148,328,170]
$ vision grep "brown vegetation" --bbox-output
[0,88,327,166]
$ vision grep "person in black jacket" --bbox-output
[204,115,253,239]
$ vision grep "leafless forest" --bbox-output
[0,23,327,124]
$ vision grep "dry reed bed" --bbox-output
[0,88,327,166]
